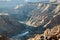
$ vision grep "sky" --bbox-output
[0,0,49,8]
[0,0,25,8]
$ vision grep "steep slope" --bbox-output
[0,15,26,37]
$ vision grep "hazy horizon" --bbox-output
[0,0,49,8]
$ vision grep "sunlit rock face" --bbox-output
[0,0,60,39]
[14,4,24,9]
[50,0,60,3]
[26,3,60,27]
[28,25,60,40]
[0,13,9,16]
[28,15,60,40]
[50,0,57,2]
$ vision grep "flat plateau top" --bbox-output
[28,2,60,4]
